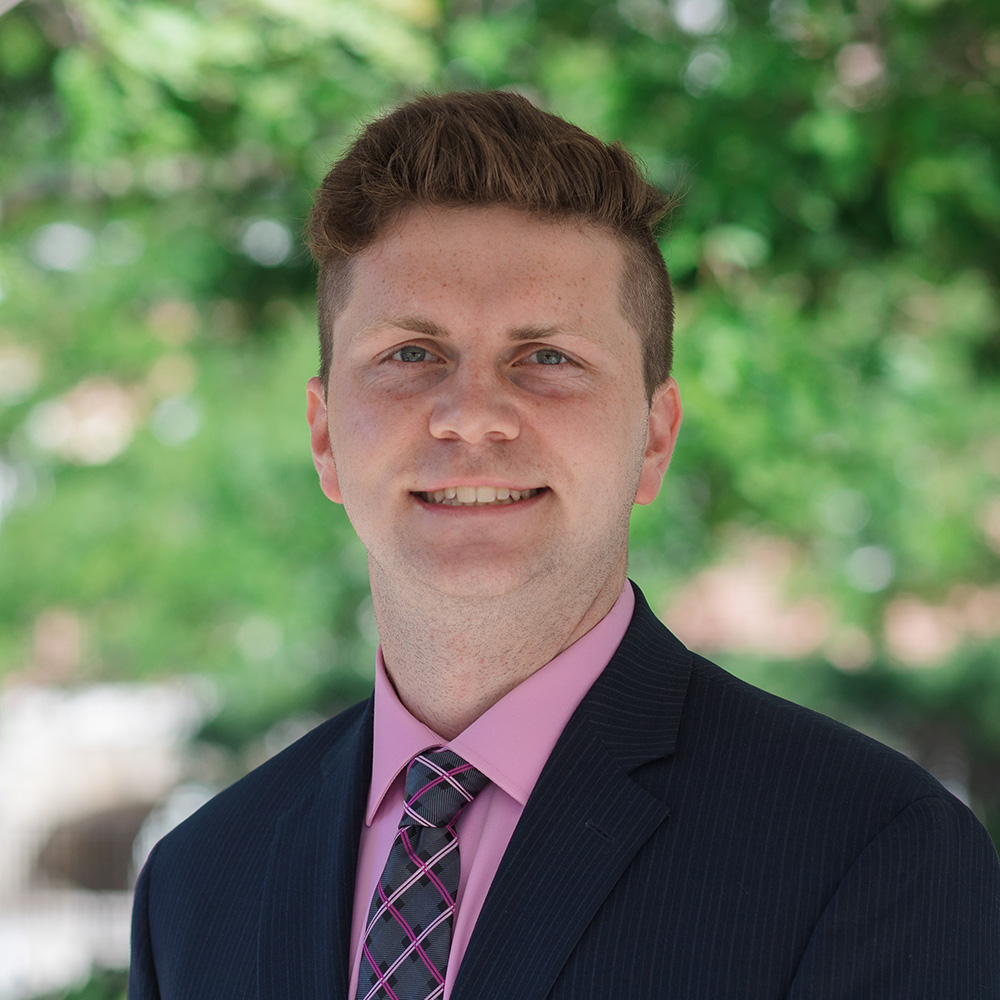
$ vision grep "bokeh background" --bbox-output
[1,0,998,995]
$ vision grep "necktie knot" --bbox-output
[402,748,489,829]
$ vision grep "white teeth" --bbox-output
[419,487,541,506]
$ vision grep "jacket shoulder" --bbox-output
[681,649,964,827]
[151,695,371,864]
[623,583,952,812]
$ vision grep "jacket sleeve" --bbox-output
[128,843,162,1000]
[788,793,1000,999]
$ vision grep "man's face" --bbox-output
[307,205,681,602]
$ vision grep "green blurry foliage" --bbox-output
[36,968,127,1000]
[0,0,998,838]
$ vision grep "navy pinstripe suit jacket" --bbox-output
[129,584,1000,999]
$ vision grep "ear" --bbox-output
[634,377,682,506]
[306,376,344,504]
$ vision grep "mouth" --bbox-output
[415,486,545,507]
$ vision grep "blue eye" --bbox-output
[532,348,566,365]
[393,345,430,362]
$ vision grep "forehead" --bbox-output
[334,205,629,338]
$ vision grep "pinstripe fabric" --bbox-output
[129,583,1000,1000]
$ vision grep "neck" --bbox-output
[371,565,626,740]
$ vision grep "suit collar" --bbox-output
[579,580,692,768]
[452,582,692,1000]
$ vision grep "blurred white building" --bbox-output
[0,681,215,999]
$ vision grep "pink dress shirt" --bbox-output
[348,583,635,1000]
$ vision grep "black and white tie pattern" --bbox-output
[355,748,489,1000]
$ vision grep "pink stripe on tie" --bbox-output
[400,827,456,907]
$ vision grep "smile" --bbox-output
[416,486,543,506]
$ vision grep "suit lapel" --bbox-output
[257,698,374,1000]
[452,585,692,1000]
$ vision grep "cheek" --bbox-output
[592,409,652,494]
[330,383,401,451]
[552,402,641,482]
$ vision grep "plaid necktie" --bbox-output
[355,748,490,1000]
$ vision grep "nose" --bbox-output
[428,364,520,443]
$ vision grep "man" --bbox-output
[129,91,1000,999]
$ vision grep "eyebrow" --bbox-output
[375,315,570,342]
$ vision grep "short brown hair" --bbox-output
[307,90,675,399]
